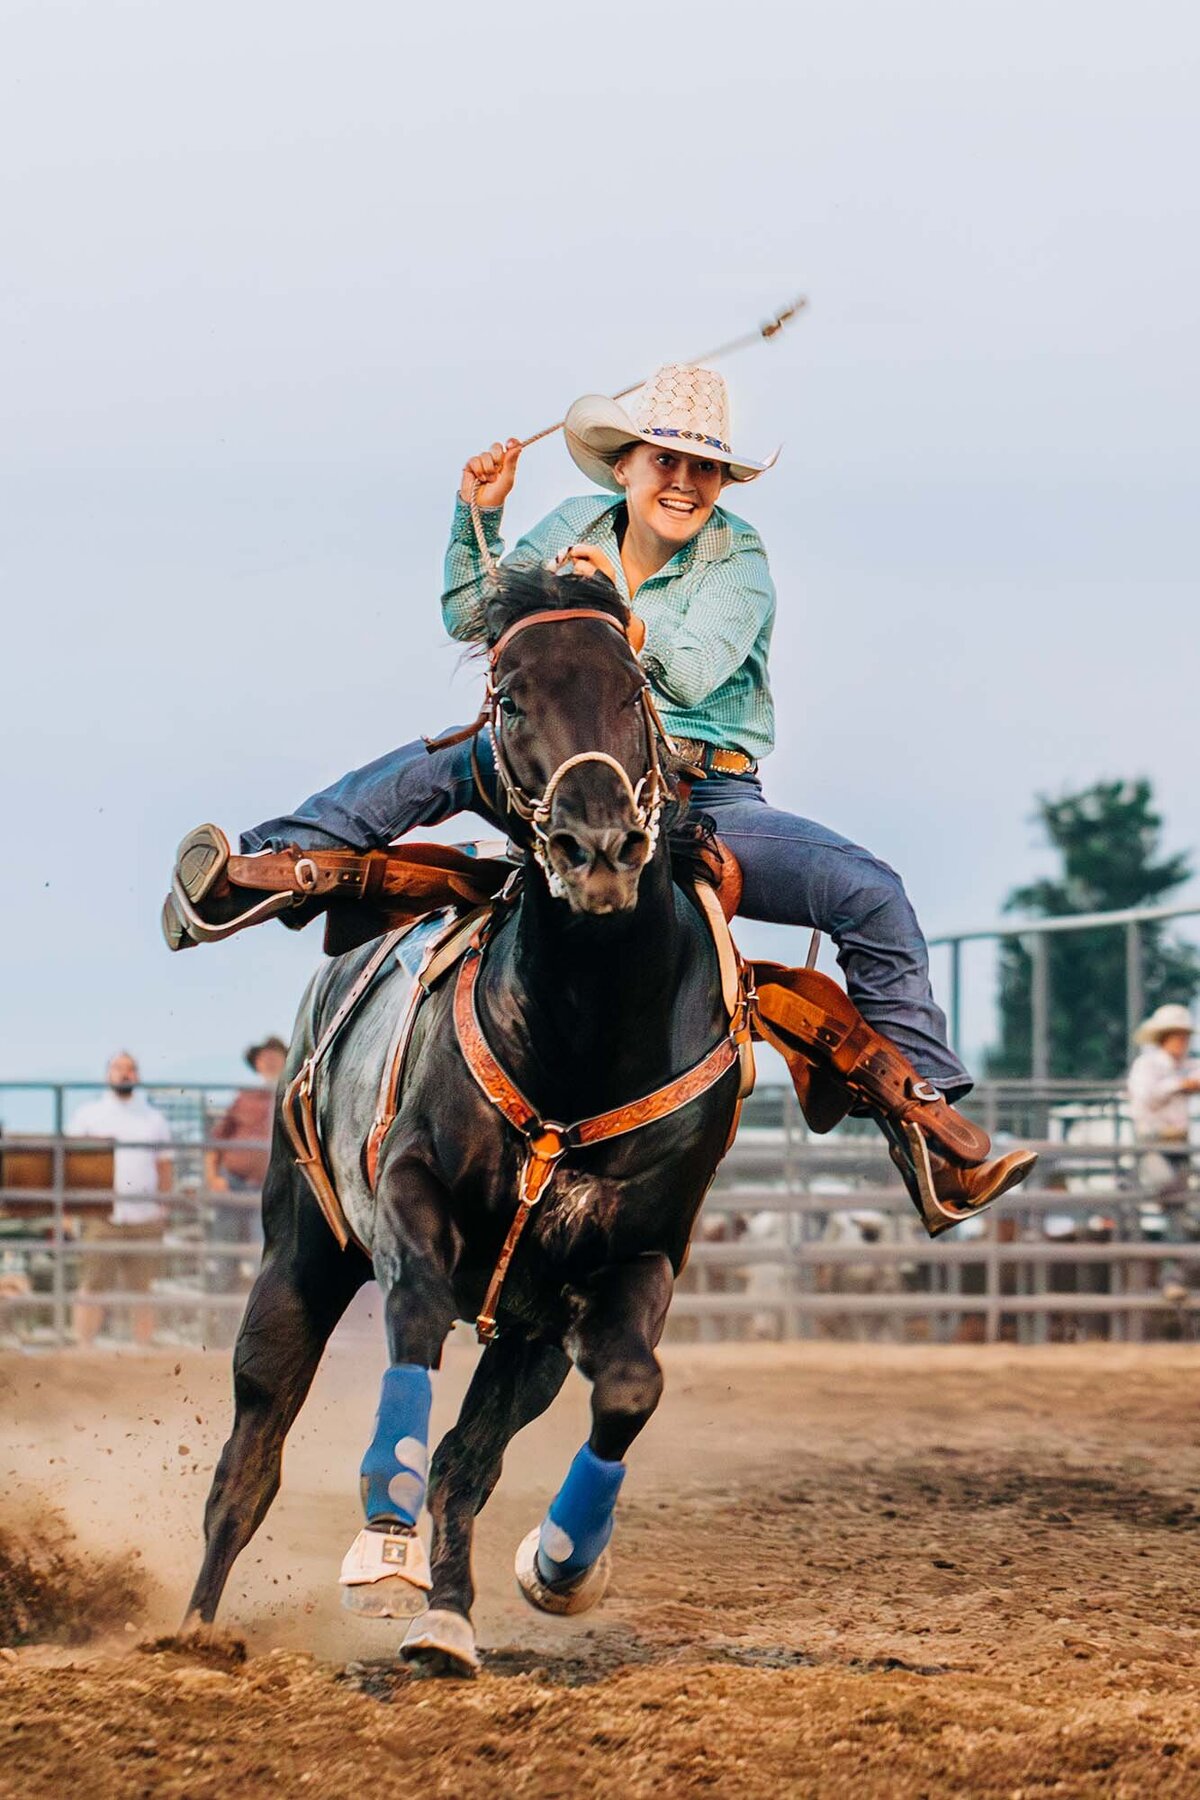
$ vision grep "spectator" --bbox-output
[1128,1005,1200,1200]
[70,1051,172,1347]
[203,1035,286,1291]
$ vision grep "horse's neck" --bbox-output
[481,851,705,1116]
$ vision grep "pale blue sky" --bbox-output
[3,0,1198,1081]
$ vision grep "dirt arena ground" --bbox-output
[1,1311,1198,1797]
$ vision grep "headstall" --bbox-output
[482,607,669,899]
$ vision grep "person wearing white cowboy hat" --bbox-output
[1128,1005,1200,1198]
[163,361,1035,1220]
[1132,1003,1196,1048]
[562,363,779,493]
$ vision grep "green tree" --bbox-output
[988,780,1200,1078]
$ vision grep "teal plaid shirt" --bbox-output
[442,494,777,760]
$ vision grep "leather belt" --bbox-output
[671,738,757,778]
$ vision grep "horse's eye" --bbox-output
[497,693,521,719]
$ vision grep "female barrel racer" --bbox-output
[163,363,1034,1216]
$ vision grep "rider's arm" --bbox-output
[441,502,588,643]
[638,544,776,709]
[441,498,508,643]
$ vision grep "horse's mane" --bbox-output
[483,565,629,646]
[483,565,717,890]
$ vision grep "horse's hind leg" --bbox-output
[184,1179,369,1628]
[516,1252,672,1616]
[401,1334,570,1677]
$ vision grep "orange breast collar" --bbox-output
[453,947,742,1342]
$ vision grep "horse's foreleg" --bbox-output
[340,1161,470,1655]
[575,1252,672,1460]
[184,1194,369,1629]
[516,1252,672,1615]
[424,1334,570,1621]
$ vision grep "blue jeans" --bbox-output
[244,736,969,1095]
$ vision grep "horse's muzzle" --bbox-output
[546,823,652,915]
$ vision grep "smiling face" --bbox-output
[611,442,726,553]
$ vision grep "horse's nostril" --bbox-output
[549,825,650,882]
[549,832,590,871]
[617,831,651,869]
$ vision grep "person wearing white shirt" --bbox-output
[70,1050,173,1346]
[1127,1005,1200,1201]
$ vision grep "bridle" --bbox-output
[483,606,669,899]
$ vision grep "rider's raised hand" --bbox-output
[554,545,620,587]
[460,439,521,509]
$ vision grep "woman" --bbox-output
[164,364,1033,1215]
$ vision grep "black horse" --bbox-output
[184,568,742,1674]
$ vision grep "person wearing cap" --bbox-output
[163,366,1034,1218]
[203,1035,287,1291]
[1127,1005,1200,1200]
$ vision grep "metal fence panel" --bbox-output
[2,1080,1198,1348]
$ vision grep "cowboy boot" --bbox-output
[162,824,508,953]
[879,1111,1037,1238]
[161,824,305,951]
[748,963,1037,1236]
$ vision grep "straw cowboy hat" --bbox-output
[564,364,779,494]
[1133,1004,1194,1045]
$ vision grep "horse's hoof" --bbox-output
[338,1527,431,1619]
[514,1526,611,1616]
[399,1609,479,1679]
[340,1576,429,1620]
